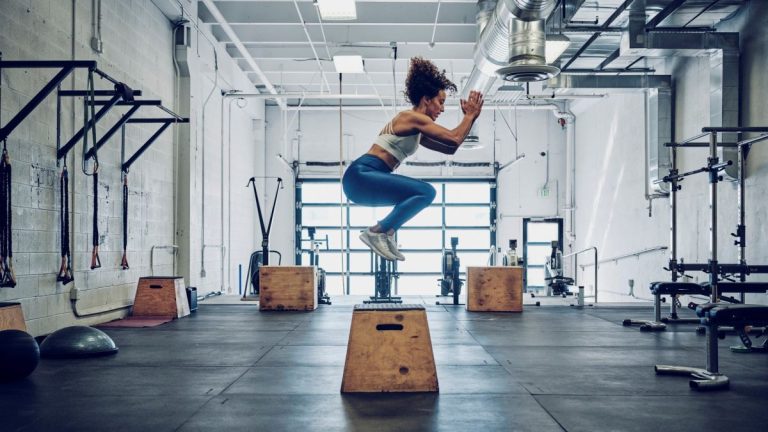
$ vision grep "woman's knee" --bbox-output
[419,183,436,204]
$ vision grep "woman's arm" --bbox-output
[400,91,484,155]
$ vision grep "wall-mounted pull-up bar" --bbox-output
[0,60,98,142]
[83,100,162,161]
[56,82,139,160]
[121,117,189,172]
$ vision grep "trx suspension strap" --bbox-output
[90,166,101,269]
[0,142,15,288]
[0,54,16,288]
[84,69,101,270]
[120,173,129,269]
[56,84,73,284]
[57,166,74,284]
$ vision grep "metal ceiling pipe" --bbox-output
[462,0,557,97]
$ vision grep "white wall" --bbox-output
[571,1,768,304]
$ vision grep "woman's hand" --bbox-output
[460,90,484,120]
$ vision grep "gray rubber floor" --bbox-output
[1,297,767,431]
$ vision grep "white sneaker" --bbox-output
[359,229,397,261]
[386,234,405,261]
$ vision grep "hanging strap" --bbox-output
[120,174,129,270]
[0,145,16,288]
[57,166,74,284]
[90,167,101,269]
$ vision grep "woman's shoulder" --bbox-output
[395,110,430,124]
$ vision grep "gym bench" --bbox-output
[656,303,768,390]
[624,281,768,331]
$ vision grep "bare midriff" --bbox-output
[365,144,400,170]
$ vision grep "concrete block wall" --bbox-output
[0,0,264,336]
[0,0,177,335]
[571,1,768,304]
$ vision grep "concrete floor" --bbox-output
[1,296,767,431]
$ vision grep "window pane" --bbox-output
[402,206,442,227]
[303,206,346,226]
[349,275,375,295]
[349,206,393,227]
[301,228,347,251]
[430,182,443,202]
[398,229,443,250]
[445,183,489,203]
[349,252,374,273]
[527,267,545,288]
[320,252,344,272]
[445,229,490,250]
[349,233,367,250]
[445,206,489,227]
[526,245,552,266]
[460,252,493,269]
[397,252,442,273]
[527,222,559,241]
[397,275,441,295]
[324,275,345,295]
[301,182,342,203]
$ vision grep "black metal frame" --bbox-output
[646,126,768,390]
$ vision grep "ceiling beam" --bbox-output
[200,0,286,107]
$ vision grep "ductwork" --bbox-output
[546,74,673,195]
[621,28,740,179]
[463,0,559,98]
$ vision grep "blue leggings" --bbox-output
[342,155,436,232]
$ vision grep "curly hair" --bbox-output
[404,57,457,106]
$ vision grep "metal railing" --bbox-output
[581,246,667,268]
[563,246,598,303]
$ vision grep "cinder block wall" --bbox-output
[0,0,176,335]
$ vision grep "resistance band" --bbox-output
[0,59,16,288]
[84,69,101,270]
[57,166,74,284]
[120,173,129,269]
[0,143,15,288]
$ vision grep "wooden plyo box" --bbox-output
[467,266,523,312]
[132,276,190,318]
[341,304,438,393]
[259,266,317,311]
[0,302,27,331]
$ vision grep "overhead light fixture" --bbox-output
[545,34,571,64]
[460,123,483,150]
[460,140,484,150]
[316,0,357,21]
[333,54,365,73]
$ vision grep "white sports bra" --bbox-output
[373,116,421,163]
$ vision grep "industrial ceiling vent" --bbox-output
[464,0,559,96]
[497,14,560,82]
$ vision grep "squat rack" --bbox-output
[652,126,768,390]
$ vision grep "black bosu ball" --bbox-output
[0,329,40,381]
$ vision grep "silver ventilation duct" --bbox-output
[463,0,558,97]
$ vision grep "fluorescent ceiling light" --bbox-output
[316,0,357,21]
[545,34,571,64]
[333,55,365,73]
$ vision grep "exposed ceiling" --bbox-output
[197,0,746,106]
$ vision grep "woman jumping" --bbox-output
[342,57,484,261]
